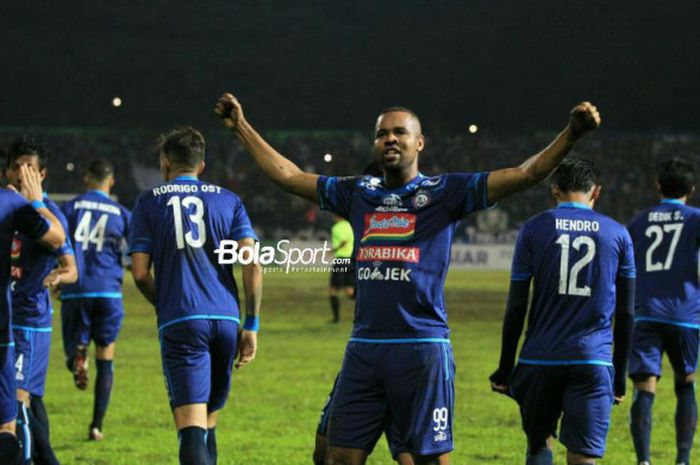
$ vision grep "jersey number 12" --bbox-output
[168,196,206,250]
[556,234,596,296]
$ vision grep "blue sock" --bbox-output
[631,389,655,463]
[0,431,20,464]
[16,402,31,465]
[27,406,59,465]
[30,395,50,436]
[676,381,697,464]
[179,426,211,465]
[207,427,217,465]
[91,359,114,431]
[526,447,553,465]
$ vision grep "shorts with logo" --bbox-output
[628,320,699,378]
[330,261,355,288]
[0,345,17,424]
[327,341,455,459]
[13,328,52,397]
[510,364,614,458]
[61,298,125,355]
[159,318,238,411]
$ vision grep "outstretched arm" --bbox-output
[215,93,319,203]
[487,102,601,203]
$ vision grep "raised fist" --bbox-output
[569,101,601,139]
[215,93,245,130]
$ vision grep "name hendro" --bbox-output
[555,218,600,232]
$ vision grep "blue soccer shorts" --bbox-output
[0,345,17,424]
[510,364,614,458]
[61,298,124,355]
[327,341,455,459]
[159,318,238,411]
[13,328,52,397]
[628,320,699,379]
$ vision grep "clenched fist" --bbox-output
[569,101,601,139]
[215,93,245,130]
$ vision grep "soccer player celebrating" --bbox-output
[216,92,600,465]
[626,158,700,465]
[0,149,65,465]
[6,137,77,465]
[128,127,262,465]
[60,159,131,441]
[490,158,636,465]
[329,214,355,323]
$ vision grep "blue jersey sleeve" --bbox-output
[510,221,533,281]
[317,176,357,219]
[231,199,258,241]
[128,195,153,254]
[617,229,636,279]
[444,172,491,219]
[13,194,50,241]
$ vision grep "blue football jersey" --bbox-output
[128,176,257,330]
[60,190,131,299]
[512,203,636,365]
[627,200,700,327]
[317,172,490,340]
[12,196,73,329]
[0,190,51,343]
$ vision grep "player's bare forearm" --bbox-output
[55,254,78,285]
[612,277,635,399]
[487,102,601,203]
[242,261,262,318]
[131,252,157,306]
[215,93,319,202]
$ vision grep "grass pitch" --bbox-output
[44,270,689,464]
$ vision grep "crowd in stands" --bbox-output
[1,128,697,243]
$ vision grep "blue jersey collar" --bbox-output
[557,201,591,210]
[380,172,425,192]
[173,175,198,181]
[661,198,684,205]
[88,189,110,198]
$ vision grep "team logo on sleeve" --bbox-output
[361,213,416,243]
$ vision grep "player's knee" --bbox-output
[313,449,325,465]
[631,374,657,393]
[566,451,596,465]
[674,375,695,395]
[674,371,695,386]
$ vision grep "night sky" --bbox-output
[2,0,699,133]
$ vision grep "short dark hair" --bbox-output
[377,106,422,133]
[85,159,114,182]
[158,127,205,169]
[553,157,601,193]
[658,158,695,198]
[6,135,49,170]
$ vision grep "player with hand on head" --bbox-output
[0,138,65,465]
[129,127,262,465]
[216,92,600,465]
[60,159,131,441]
[490,158,636,465]
[6,137,77,465]
[626,158,700,465]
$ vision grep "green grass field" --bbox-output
[43,270,690,464]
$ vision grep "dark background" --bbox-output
[2,0,699,134]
